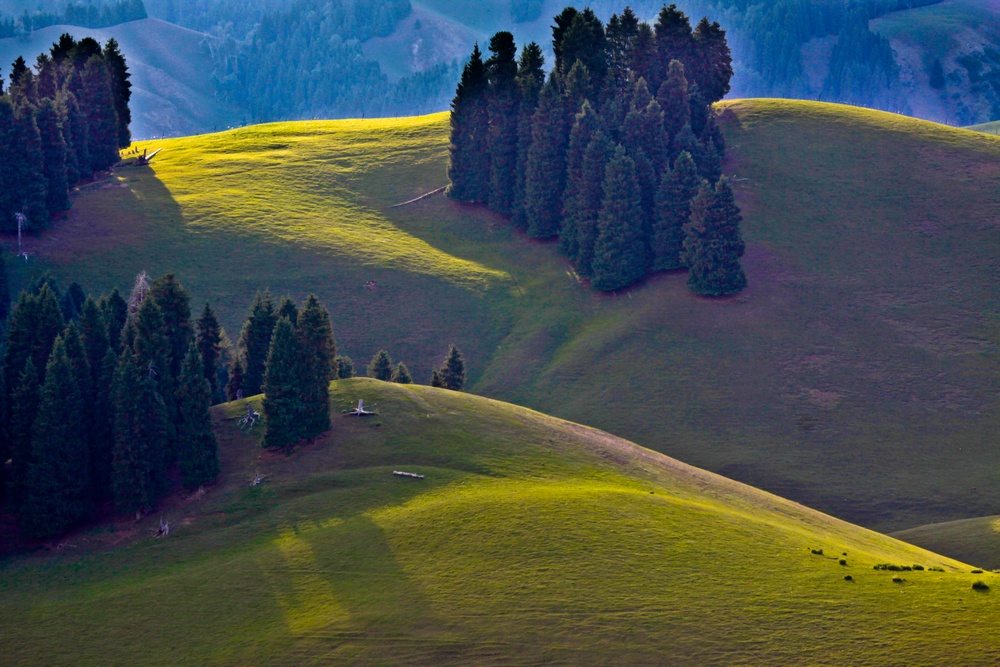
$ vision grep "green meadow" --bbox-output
[2,380,998,665]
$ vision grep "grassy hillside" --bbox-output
[2,380,998,665]
[894,516,1000,570]
[0,18,244,138]
[968,120,1000,134]
[5,99,1000,534]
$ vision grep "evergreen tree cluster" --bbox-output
[0,0,147,38]
[448,5,746,295]
[0,271,219,538]
[366,349,412,384]
[1,34,132,232]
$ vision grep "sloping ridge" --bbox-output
[2,380,999,665]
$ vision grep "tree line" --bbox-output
[1,34,132,232]
[448,4,746,296]
[0,0,147,38]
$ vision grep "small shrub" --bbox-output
[928,567,945,572]
[811,548,824,555]
[839,559,847,566]
[912,565,924,571]
[972,580,990,591]
[971,569,984,574]
[844,575,854,581]
[892,576,905,584]
[874,563,912,572]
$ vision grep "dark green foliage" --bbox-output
[7,99,49,229]
[486,31,520,215]
[524,79,569,238]
[430,368,445,388]
[111,352,169,513]
[335,355,355,379]
[447,43,491,203]
[149,273,192,381]
[238,290,277,397]
[225,357,244,401]
[196,303,223,403]
[606,8,641,92]
[0,249,9,320]
[551,7,580,74]
[132,298,170,390]
[573,131,615,277]
[60,91,91,184]
[929,59,945,90]
[296,295,335,436]
[511,42,545,230]
[592,147,649,291]
[683,178,747,296]
[99,287,127,352]
[277,296,298,324]
[560,101,601,261]
[558,9,608,84]
[652,151,700,271]
[80,55,121,172]
[437,345,466,391]
[21,336,91,537]
[691,17,733,105]
[63,323,92,400]
[390,362,413,384]
[90,346,117,499]
[262,317,306,452]
[367,350,394,381]
[657,60,690,140]
[35,98,70,213]
[972,580,990,591]
[653,4,695,92]
[177,346,220,488]
[822,11,905,112]
[61,282,87,321]
[102,38,132,148]
[8,357,41,504]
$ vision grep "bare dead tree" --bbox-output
[127,270,151,321]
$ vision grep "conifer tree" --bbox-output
[62,282,87,322]
[336,355,355,379]
[196,303,223,403]
[511,42,545,230]
[63,322,91,400]
[560,101,601,261]
[99,287,128,351]
[390,362,413,384]
[177,346,220,488]
[486,31,520,214]
[132,297,175,460]
[22,336,91,538]
[557,9,608,84]
[607,8,641,91]
[622,92,669,177]
[438,345,466,391]
[90,346,117,499]
[430,368,445,388]
[0,249,9,321]
[58,90,91,183]
[225,357,245,401]
[239,290,277,397]
[367,350,393,381]
[80,55,120,171]
[653,4,695,92]
[12,99,49,227]
[683,177,747,295]
[574,131,615,277]
[111,352,169,514]
[150,273,192,381]
[296,295,335,436]
[652,150,700,271]
[32,284,66,377]
[278,296,298,325]
[447,43,490,203]
[102,38,132,148]
[691,17,733,104]
[524,79,568,238]
[262,317,305,452]
[8,358,41,505]
[592,147,649,291]
[35,98,70,213]
[657,60,690,140]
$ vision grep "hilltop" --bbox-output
[2,380,997,665]
[4,99,1000,535]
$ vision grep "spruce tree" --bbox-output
[592,147,649,291]
[653,4,695,92]
[12,99,49,227]
[557,9,608,84]
[8,358,41,505]
[177,346,220,488]
[447,43,490,203]
[277,296,298,325]
[132,297,175,461]
[560,101,601,261]
[99,287,128,351]
[621,93,669,176]
[524,78,568,238]
[238,290,277,397]
[296,295,335,436]
[574,131,615,277]
[438,345,466,391]
[262,317,305,452]
[0,249,10,321]
[486,31,520,214]
[22,336,91,538]
[430,368,445,388]
[80,55,120,171]
[90,346,117,499]
[62,282,87,321]
[32,284,66,377]
[367,350,393,381]
[59,90,91,183]
[390,362,413,384]
[511,42,545,230]
[336,356,355,379]
[225,358,245,402]
[691,17,733,104]
[35,98,70,213]
[657,60,690,140]
[683,177,747,296]
[102,38,132,148]
[196,303,223,403]
[652,151,700,271]
[150,273,192,381]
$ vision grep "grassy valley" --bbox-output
[2,379,998,665]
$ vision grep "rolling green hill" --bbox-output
[893,516,1000,570]
[5,99,1000,536]
[2,380,998,665]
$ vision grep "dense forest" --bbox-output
[1,34,131,232]
[0,0,146,37]
[449,5,746,296]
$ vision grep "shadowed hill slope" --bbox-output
[4,100,1000,534]
[1,380,997,665]
[894,515,1000,570]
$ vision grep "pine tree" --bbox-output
[592,147,649,291]
[447,43,490,203]
[438,345,466,391]
[177,346,220,488]
[262,317,305,452]
[430,368,445,388]
[277,296,298,324]
[11,99,49,227]
[574,131,615,277]
[61,282,87,321]
[35,98,70,213]
[150,273,192,381]
[102,38,132,148]
[390,362,413,384]
[653,151,700,271]
[691,17,733,104]
[486,31,520,214]
[557,9,608,85]
[560,101,601,261]
[80,55,120,172]
[683,177,747,296]
[657,60,690,140]
[653,4,695,93]
[296,295,335,437]
[111,352,169,514]
[238,290,277,397]
[511,42,545,230]
[132,297,175,461]
[524,78,569,238]
[90,346,117,499]
[58,90,91,183]
[8,357,41,505]
[22,336,91,537]
[225,357,245,401]
[335,355,355,379]
[99,287,128,351]
[0,249,10,321]
[367,350,393,381]
[32,284,66,377]
[196,303,223,403]
[621,93,669,177]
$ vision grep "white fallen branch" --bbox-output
[393,470,425,479]
[251,471,268,486]
[153,517,170,538]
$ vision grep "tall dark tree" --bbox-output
[79,55,120,172]
[61,282,87,322]
[683,177,747,296]
[574,131,615,277]
[653,4,695,92]
[177,346,220,488]
[277,296,298,324]
[296,294,335,436]
[607,8,641,92]
[692,17,733,104]
[99,287,128,352]
[262,317,306,452]
[225,357,245,401]
[447,43,490,203]
[558,9,608,84]
[390,362,413,384]
[592,147,648,291]
[21,336,91,538]
[35,98,70,213]
[196,303,223,403]
[336,355,355,379]
[90,346,117,499]
[437,345,466,391]
[653,150,700,271]
[367,349,393,381]
[102,38,132,148]
[8,357,41,505]
[657,60,690,140]
[560,101,601,261]
[511,42,545,230]
[551,7,581,74]
[524,79,569,238]
[238,290,277,396]
[621,96,670,177]
[11,100,49,228]
[149,273,192,381]
[486,31,520,214]
[58,91,91,183]
[0,249,9,321]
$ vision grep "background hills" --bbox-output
[4,0,1000,137]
